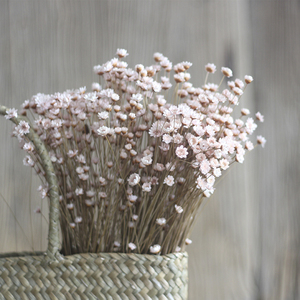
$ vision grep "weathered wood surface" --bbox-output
[0,1,299,299]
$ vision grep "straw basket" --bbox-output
[0,105,188,299]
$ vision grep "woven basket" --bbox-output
[0,105,188,299]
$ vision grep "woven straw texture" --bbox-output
[0,251,188,300]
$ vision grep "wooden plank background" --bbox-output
[0,0,299,299]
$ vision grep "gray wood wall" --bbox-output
[0,1,299,299]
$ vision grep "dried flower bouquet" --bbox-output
[2,49,265,256]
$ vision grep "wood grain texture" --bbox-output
[0,0,299,299]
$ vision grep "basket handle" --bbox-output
[0,105,61,260]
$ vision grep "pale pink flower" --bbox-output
[205,63,217,73]
[210,158,219,168]
[23,156,34,167]
[206,175,215,188]
[173,133,184,144]
[111,93,120,101]
[5,108,18,119]
[141,155,152,166]
[236,153,245,163]
[175,145,188,159]
[128,242,137,251]
[15,120,30,136]
[97,126,110,136]
[196,176,207,190]
[128,195,138,203]
[78,173,89,180]
[221,67,233,77]
[257,135,266,148]
[150,244,161,254]
[164,175,175,186]
[99,177,107,186]
[159,143,170,152]
[125,144,132,151]
[241,108,250,116]
[116,48,128,58]
[213,168,222,177]
[244,75,253,84]
[187,135,198,148]
[76,167,84,174]
[67,150,78,158]
[23,142,34,152]
[200,159,211,175]
[128,173,140,186]
[98,111,109,120]
[255,112,264,122]
[163,134,173,144]
[175,246,181,252]
[142,182,151,192]
[149,121,164,138]
[245,118,257,134]
[185,238,192,245]
[175,204,183,214]
[153,163,165,172]
[152,81,162,93]
[76,154,86,164]
[245,141,254,151]
[220,158,229,170]
[233,87,243,96]
[196,153,206,162]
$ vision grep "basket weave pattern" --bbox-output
[0,252,188,300]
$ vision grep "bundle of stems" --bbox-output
[2,49,265,255]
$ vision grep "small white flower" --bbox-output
[185,238,192,245]
[142,182,151,192]
[213,168,222,177]
[156,218,166,226]
[67,203,74,210]
[75,188,84,195]
[175,204,183,214]
[175,145,188,159]
[128,242,137,251]
[128,173,140,186]
[141,155,152,166]
[221,67,233,78]
[164,175,175,186]
[255,112,264,122]
[5,108,18,119]
[205,63,217,73]
[98,111,109,120]
[244,75,253,84]
[114,241,121,248]
[75,216,82,223]
[150,244,161,254]
[97,126,110,136]
[257,135,267,148]
[219,158,229,170]
[116,48,129,58]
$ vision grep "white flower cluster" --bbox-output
[12,49,265,255]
